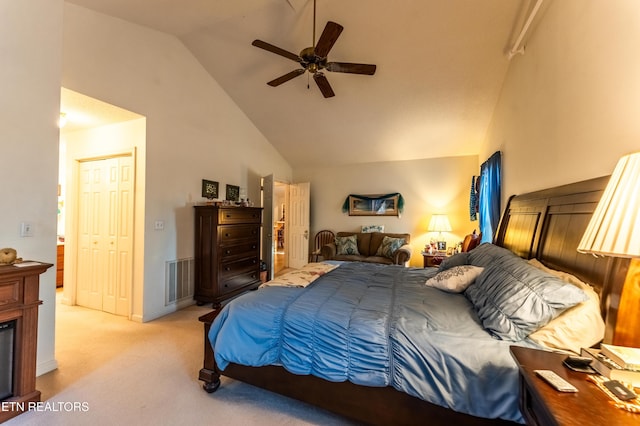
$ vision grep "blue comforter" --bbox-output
[209,262,535,422]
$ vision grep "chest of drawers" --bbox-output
[194,206,262,307]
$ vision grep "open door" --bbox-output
[261,175,274,280]
[288,182,310,269]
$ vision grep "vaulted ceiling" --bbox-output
[63,0,541,168]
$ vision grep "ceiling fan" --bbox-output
[251,0,376,98]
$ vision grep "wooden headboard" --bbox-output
[494,176,631,345]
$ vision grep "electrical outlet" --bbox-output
[154,220,164,231]
[20,222,33,237]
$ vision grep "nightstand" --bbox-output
[510,346,637,426]
[421,251,449,267]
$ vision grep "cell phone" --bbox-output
[563,355,595,373]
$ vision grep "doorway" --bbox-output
[273,182,288,275]
[262,178,310,278]
[59,88,144,318]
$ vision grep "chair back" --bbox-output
[461,229,481,252]
[314,230,335,252]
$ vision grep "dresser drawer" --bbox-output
[218,225,260,243]
[219,241,259,260]
[220,256,259,279]
[219,270,260,292]
[218,208,261,224]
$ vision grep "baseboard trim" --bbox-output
[37,358,59,376]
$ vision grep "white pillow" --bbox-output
[527,259,605,354]
[425,265,484,293]
[361,225,384,233]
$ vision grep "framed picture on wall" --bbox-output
[226,184,240,202]
[202,179,219,199]
[348,194,399,216]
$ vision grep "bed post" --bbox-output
[198,309,222,393]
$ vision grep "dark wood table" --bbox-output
[510,346,639,426]
[421,251,449,267]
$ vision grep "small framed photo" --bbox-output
[436,241,447,251]
[202,179,219,199]
[226,184,240,202]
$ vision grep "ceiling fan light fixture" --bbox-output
[251,3,376,98]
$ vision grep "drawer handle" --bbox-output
[225,233,231,237]
[225,250,231,254]
[225,267,231,271]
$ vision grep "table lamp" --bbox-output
[428,214,452,251]
[577,151,640,346]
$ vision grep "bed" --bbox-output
[198,176,632,425]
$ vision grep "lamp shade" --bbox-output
[577,152,640,258]
[428,214,452,233]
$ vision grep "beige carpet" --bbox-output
[5,292,354,425]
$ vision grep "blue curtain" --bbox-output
[479,151,502,243]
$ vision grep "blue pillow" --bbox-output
[465,256,587,341]
[438,252,469,271]
[467,243,519,267]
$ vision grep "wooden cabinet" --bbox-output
[0,261,52,423]
[56,245,64,287]
[421,251,449,268]
[194,206,262,307]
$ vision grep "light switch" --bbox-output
[20,222,33,237]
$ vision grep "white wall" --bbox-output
[62,4,293,322]
[294,155,478,267]
[482,0,640,198]
[0,0,63,374]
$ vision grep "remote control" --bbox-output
[564,355,592,366]
[534,369,578,392]
[603,379,637,401]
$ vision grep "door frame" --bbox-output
[62,149,136,319]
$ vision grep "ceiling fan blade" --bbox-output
[252,40,301,62]
[267,69,306,87]
[326,62,376,75]
[313,73,335,98]
[314,21,343,58]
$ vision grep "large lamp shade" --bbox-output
[577,152,640,258]
[428,214,452,233]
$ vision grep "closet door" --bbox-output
[76,156,133,315]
